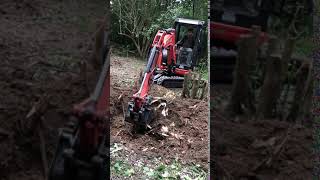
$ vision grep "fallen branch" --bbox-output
[38,118,48,180]
[252,126,291,172]
[189,103,201,116]
[24,95,49,132]
[115,130,123,137]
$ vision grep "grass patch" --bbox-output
[197,58,209,81]
[110,143,208,180]
[295,36,316,56]
[111,160,136,177]
[142,160,207,180]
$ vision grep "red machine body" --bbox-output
[72,66,110,154]
[131,29,189,115]
[211,22,269,45]
[126,18,205,128]
[49,47,110,180]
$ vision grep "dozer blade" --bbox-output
[154,75,184,88]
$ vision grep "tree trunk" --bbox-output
[287,60,313,122]
[182,73,191,98]
[225,32,258,116]
[200,82,208,100]
[257,53,283,119]
[191,73,201,99]
[281,38,295,82]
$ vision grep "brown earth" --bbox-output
[211,85,314,180]
[110,55,209,170]
[0,0,106,179]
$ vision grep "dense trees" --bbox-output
[111,0,207,57]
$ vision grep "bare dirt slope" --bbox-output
[211,85,314,180]
[110,55,209,172]
[0,0,106,179]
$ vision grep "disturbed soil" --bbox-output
[0,0,105,179]
[211,85,314,180]
[110,55,209,172]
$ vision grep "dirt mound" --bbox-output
[111,83,209,169]
[211,86,314,179]
[0,0,106,179]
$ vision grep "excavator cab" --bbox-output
[174,18,205,70]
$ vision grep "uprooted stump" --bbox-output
[181,72,208,100]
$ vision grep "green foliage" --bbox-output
[268,0,313,37]
[111,0,207,57]
[196,58,209,80]
[111,160,135,177]
[142,160,207,179]
[267,0,315,56]
[110,143,208,179]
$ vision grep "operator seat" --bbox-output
[177,47,193,69]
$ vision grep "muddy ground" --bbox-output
[0,0,105,179]
[110,55,209,178]
[211,85,314,179]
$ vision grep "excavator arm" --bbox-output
[49,32,110,180]
[125,30,170,129]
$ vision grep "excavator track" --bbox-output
[154,75,184,88]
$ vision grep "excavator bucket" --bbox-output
[125,96,155,131]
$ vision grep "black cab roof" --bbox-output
[175,18,205,26]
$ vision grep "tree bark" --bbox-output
[287,60,313,122]
[281,38,295,82]
[182,73,191,98]
[200,81,208,100]
[191,73,201,99]
[257,53,283,119]
[225,32,258,116]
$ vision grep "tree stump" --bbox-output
[225,32,258,115]
[191,73,201,99]
[182,73,190,98]
[257,54,283,119]
[181,72,207,100]
[287,60,313,122]
[301,72,314,126]
[281,38,295,82]
[200,82,208,100]
[278,38,295,118]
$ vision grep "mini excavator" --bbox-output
[125,18,206,129]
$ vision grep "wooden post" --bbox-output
[200,81,208,100]
[182,73,191,98]
[191,73,201,99]
[287,60,313,122]
[257,53,283,119]
[225,32,258,115]
[281,38,295,81]
[278,38,295,118]
[301,72,314,126]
